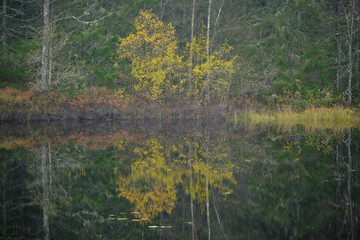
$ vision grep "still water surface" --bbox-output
[0,121,359,239]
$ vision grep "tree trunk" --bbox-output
[41,145,50,240]
[48,43,52,86]
[347,0,355,106]
[188,147,195,240]
[206,170,210,240]
[336,0,343,90]
[205,0,212,103]
[336,34,343,89]
[2,0,6,50]
[347,129,354,240]
[160,0,164,20]
[355,36,359,88]
[205,140,210,240]
[188,0,196,97]
[182,0,186,26]
[356,0,360,88]
[2,163,6,239]
[38,0,50,92]
[48,1,53,86]
[210,0,224,50]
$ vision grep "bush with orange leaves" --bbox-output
[0,87,36,110]
[0,87,132,120]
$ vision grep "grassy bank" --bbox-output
[239,106,360,131]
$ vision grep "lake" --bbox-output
[0,120,359,239]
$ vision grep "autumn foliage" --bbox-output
[0,85,232,122]
[0,87,132,120]
[117,10,237,103]
[117,10,183,101]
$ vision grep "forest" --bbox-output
[2,1,360,239]
[1,0,360,121]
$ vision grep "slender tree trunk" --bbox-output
[205,0,212,103]
[39,0,50,92]
[206,171,210,240]
[205,140,210,240]
[183,0,186,26]
[336,0,343,90]
[41,145,50,240]
[2,163,6,239]
[210,0,224,50]
[347,129,353,240]
[2,0,6,50]
[48,145,52,188]
[160,0,164,20]
[356,0,360,88]
[188,0,196,97]
[334,145,342,238]
[211,186,229,240]
[188,148,195,240]
[48,1,54,86]
[347,21,353,106]
[346,0,355,106]
[336,34,342,89]
[355,37,359,88]
[48,41,52,86]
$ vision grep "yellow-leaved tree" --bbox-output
[183,28,208,98]
[182,25,237,102]
[117,10,184,101]
[192,40,237,103]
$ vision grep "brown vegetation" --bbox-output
[0,87,230,122]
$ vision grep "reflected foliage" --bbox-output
[115,136,236,221]
[0,123,359,239]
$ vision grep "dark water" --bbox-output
[0,121,359,240]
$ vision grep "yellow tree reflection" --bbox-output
[115,138,181,220]
[115,136,237,221]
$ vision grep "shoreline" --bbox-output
[0,87,232,123]
[1,87,359,125]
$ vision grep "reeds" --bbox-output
[239,106,360,131]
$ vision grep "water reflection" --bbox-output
[0,122,359,239]
[115,136,236,223]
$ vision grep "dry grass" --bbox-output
[240,106,360,131]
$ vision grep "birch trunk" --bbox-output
[336,0,343,90]
[347,129,354,240]
[336,34,343,89]
[2,163,6,239]
[188,0,196,97]
[39,0,50,92]
[211,0,224,49]
[41,145,50,240]
[188,148,195,240]
[346,0,355,106]
[355,37,359,88]
[2,0,6,50]
[205,0,212,103]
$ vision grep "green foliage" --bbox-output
[233,0,339,106]
[0,39,37,90]
[0,0,357,108]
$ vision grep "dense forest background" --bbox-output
[1,0,359,107]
